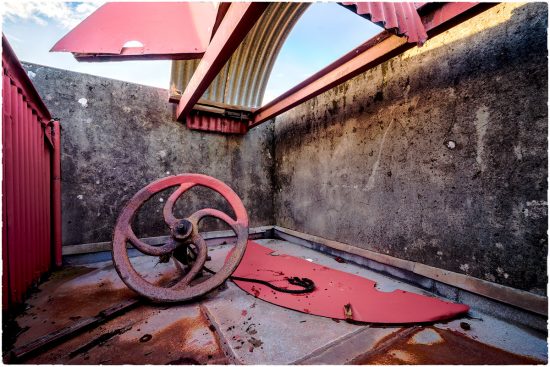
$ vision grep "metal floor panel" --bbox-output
[7,238,547,364]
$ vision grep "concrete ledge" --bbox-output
[272,226,547,317]
[61,226,274,256]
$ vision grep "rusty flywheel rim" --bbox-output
[111,174,249,302]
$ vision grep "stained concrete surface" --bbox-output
[19,2,547,301]
[273,2,548,295]
[22,62,275,247]
[8,239,547,364]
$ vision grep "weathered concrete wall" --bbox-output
[23,63,275,247]
[273,3,548,294]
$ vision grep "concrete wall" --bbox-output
[21,3,547,295]
[273,3,548,295]
[23,63,275,247]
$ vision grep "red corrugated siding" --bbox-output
[342,2,428,45]
[187,111,248,134]
[2,35,56,309]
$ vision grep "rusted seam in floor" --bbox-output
[68,324,133,358]
[199,303,239,364]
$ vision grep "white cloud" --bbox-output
[2,1,103,29]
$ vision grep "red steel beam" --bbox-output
[50,120,62,267]
[176,2,269,122]
[250,2,495,128]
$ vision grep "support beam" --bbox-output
[250,2,496,128]
[176,2,269,121]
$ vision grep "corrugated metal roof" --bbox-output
[51,2,218,61]
[341,2,428,45]
[170,2,310,109]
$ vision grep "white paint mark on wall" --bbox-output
[123,106,132,113]
[513,145,523,160]
[27,70,36,79]
[445,140,456,149]
[403,83,411,101]
[523,200,548,219]
[77,194,83,200]
[78,98,88,107]
[365,119,394,191]
[159,150,167,158]
[459,263,469,272]
[475,106,490,171]
[159,198,164,202]
[526,200,547,207]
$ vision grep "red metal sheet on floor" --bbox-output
[51,2,217,61]
[231,241,469,323]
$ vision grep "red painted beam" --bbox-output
[250,2,495,128]
[176,2,269,122]
[50,120,62,267]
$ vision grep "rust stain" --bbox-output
[357,327,543,365]
[14,278,137,347]
[26,305,227,365]
[106,315,227,365]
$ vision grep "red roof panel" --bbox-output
[51,2,218,61]
[342,2,428,45]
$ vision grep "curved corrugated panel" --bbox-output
[187,111,248,134]
[170,2,310,109]
[341,2,428,45]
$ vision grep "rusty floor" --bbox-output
[5,239,547,364]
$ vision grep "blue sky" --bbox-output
[2,1,381,105]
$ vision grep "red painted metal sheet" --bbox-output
[51,2,218,61]
[187,112,248,134]
[342,2,427,45]
[2,35,56,309]
[2,73,12,309]
[231,241,469,323]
